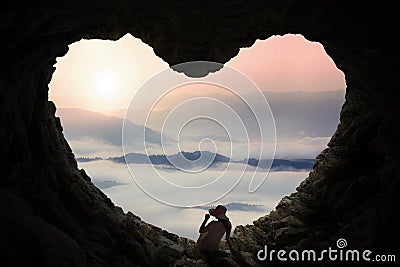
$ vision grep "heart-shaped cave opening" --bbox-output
[49,33,345,240]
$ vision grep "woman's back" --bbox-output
[197,220,229,251]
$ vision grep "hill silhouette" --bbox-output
[102,151,314,171]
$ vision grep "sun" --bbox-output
[93,69,119,97]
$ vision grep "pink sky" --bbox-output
[227,34,346,91]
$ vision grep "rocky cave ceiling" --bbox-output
[0,1,399,266]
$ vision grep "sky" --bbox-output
[49,33,346,158]
[49,34,168,114]
[227,34,346,91]
[49,33,346,115]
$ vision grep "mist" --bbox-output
[80,160,308,240]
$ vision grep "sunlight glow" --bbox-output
[93,70,119,97]
[49,34,168,115]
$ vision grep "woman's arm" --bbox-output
[199,214,210,233]
[225,222,232,240]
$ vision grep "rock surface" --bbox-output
[1,1,399,266]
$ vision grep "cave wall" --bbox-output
[1,1,399,266]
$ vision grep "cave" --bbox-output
[1,1,398,266]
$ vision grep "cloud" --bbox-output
[68,137,123,158]
[80,160,308,239]
[275,136,331,159]
[78,160,132,184]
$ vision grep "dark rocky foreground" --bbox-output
[1,1,398,266]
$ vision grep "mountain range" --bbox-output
[58,90,344,147]
[113,90,345,140]
[78,151,314,171]
[56,108,164,146]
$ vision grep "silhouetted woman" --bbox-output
[197,205,232,251]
